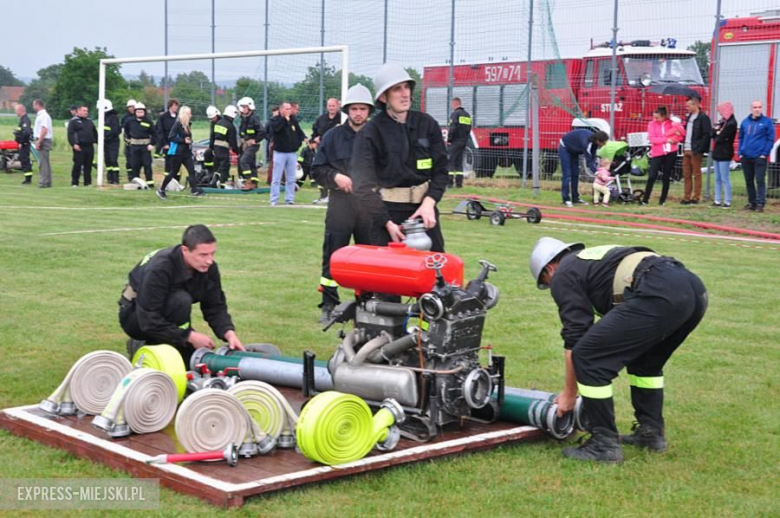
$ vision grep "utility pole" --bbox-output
[608,0,619,139]
[383,0,388,63]
[447,0,456,108]
[211,0,216,106]
[164,0,169,107]
[263,0,269,122]
[320,0,325,115]
[522,0,534,188]
[705,0,723,200]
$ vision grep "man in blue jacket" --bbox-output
[738,101,775,213]
[558,129,608,207]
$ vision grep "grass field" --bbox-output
[0,119,778,516]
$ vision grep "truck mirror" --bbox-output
[639,74,651,87]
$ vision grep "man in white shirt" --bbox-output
[33,99,54,188]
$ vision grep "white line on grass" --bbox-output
[41,221,273,236]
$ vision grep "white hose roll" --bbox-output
[175,389,251,453]
[98,368,178,434]
[41,351,133,415]
[228,381,298,446]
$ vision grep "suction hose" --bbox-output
[92,368,178,438]
[296,392,405,466]
[131,344,188,403]
[476,387,581,439]
[227,381,299,449]
[40,351,132,416]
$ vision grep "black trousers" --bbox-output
[239,144,259,180]
[19,142,32,173]
[320,191,373,307]
[162,153,198,192]
[371,202,445,253]
[214,149,231,183]
[71,145,94,186]
[118,290,195,366]
[448,140,467,187]
[572,257,708,434]
[642,153,676,204]
[124,141,133,180]
[105,140,120,183]
[129,145,153,182]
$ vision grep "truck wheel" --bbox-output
[466,201,483,220]
[490,211,506,226]
[542,154,558,180]
[473,152,497,178]
[526,207,542,224]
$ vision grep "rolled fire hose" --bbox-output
[174,388,275,457]
[92,368,178,438]
[40,351,133,416]
[296,391,405,466]
[131,344,188,403]
[227,381,299,449]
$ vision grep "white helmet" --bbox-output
[126,99,137,108]
[237,97,255,111]
[134,102,146,111]
[342,84,375,114]
[97,99,113,112]
[373,63,415,104]
[223,105,239,119]
[529,237,585,289]
[206,105,221,119]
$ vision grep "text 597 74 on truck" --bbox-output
[422,39,708,178]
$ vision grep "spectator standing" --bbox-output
[558,129,609,206]
[642,106,684,206]
[67,104,98,187]
[123,102,156,187]
[269,102,306,206]
[157,106,204,199]
[14,104,33,184]
[738,100,774,213]
[592,158,615,206]
[312,98,341,140]
[99,100,122,185]
[447,97,472,188]
[680,97,711,205]
[264,105,279,185]
[121,100,136,182]
[711,101,737,208]
[155,99,179,180]
[32,99,53,188]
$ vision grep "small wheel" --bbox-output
[466,201,483,220]
[632,189,645,202]
[490,211,506,226]
[526,207,542,224]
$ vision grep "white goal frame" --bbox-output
[97,45,349,187]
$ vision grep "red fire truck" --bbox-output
[713,13,780,188]
[422,40,708,177]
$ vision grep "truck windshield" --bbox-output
[623,56,704,86]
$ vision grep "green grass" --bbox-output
[0,124,778,516]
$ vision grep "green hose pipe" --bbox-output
[296,392,404,466]
[222,349,329,369]
[474,387,577,439]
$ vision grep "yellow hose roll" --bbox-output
[296,391,399,466]
[228,381,298,446]
[132,344,187,403]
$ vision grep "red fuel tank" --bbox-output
[330,244,465,298]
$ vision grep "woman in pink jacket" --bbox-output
[641,106,684,205]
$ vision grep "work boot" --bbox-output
[22,177,32,184]
[319,304,335,325]
[563,428,623,463]
[126,338,146,360]
[620,422,667,452]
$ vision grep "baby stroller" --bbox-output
[597,141,648,204]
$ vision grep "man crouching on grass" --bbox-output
[119,224,245,366]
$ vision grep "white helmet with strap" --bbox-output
[529,237,585,289]
[126,99,137,108]
[134,102,146,111]
[237,97,255,111]
[223,105,239,119]
[206,105,221,119]
[373,63,415,105]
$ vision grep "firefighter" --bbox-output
[529,237,708,462]
[297,136,318,188]
[98,99,122,185]
[119,224,246,365]
[155,99,180,180]
[13,104,33,184]
[210,105,239,184]
[447,97,471,188]
[120,99,136,182]
[351,64,449,252]
[67,104,98,187]
[123,102,156,188]
[311,84,375,323]
[237,97,266,187]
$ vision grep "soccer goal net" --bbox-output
[96,46,349,187]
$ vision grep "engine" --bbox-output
[322,244,503,440]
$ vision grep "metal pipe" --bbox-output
[351,332,392,365]
[608,0,619,139]
[263,0,269,123]
[363,300,417,316]
[382,0,388,64]
[319,0,325,116]
[447,0,456,109]
[367,334,418,363]
[522,0,534,188]
[164,0,169,108]
[211,0,216,106]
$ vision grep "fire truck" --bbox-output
[713,13,780,189]
[422,40,708,177]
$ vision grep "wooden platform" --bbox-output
[0,387,543,508]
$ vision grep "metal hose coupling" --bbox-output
[131,344,188,403]
[40,351,132,416]
[227,381,299,449]
[92,368,178,438]
[296,392,405,466]
[174,388,275,458]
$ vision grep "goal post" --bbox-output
[97,45,349,187]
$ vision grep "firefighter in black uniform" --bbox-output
[209,105,239,184]
[67,104,98,187]
[13,104,33,184]
[121,99,136,182]
[447,97,471,188]
[123,102,156,187]
[99,100,122,184]
[351,64,449,252]
[155,99,179,179]
[529,237,708,462]
[237,97,266,186]
[311,84,375,323]
[119,224,246,365]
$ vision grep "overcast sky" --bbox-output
[5,0,778,84]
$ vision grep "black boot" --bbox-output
[620,422,667,452]
[126,338,146,361]
[22,176,32,184]
[563,427,623,463]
